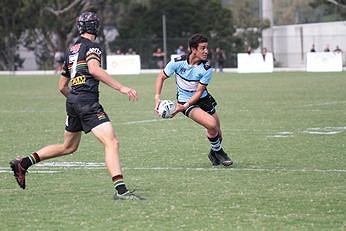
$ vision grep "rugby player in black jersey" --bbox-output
[10,12,144,200]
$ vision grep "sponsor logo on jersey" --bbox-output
[86,47,102,56]
[70,75,86,86]
[70,44,81,53]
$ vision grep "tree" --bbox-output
[0,1,32,70]
[112,0,240,67]
[310,0,346,20]
[23,0,105,70]
[225,0,270,52]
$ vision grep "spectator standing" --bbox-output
[310,44,316,52]
[176,45,186,55]
[334,45,342,53]
[214,47,226,72]
[246,46,252,55]
[153,47,165,69]
[54,51,65,73]
[115,49,123,55]
[126,48,136,55]
[324,44,330,52]
[261,47,268,61]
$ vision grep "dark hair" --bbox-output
[188,34,208,50]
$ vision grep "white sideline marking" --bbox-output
[0,169,60,174]
[267,131,294,138]
[124,117,183,125]
[35,162,105,167]
[303,127,346,135]
[267,126,346,138]
[125,119,161,124]
[1,162,345,173]
[301,101,346,107]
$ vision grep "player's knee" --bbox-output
[207,129,218,138]
[63,144,79,154]
[109,137,119,148]
[102,136,119,149]
[207,121,218,132]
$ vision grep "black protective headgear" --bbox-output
[77,12,100,36]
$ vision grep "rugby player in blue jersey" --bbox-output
[155,34,233,166]
[10,12,144,200]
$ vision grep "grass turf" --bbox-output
[0,72,345,230]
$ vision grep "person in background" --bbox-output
[261,47,268,61]
[324,44,330,52]
[334,45,342,53]
[152,47,165,69]
[214,47,226,72]
[54,51,65,73]
[176,45,186,55]
[115,49,123,55]
[246,46,252,55]
[126,48,136,55]
[310,44,316,52]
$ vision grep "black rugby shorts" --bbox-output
[179,94,218,117]
[65,101,110,133]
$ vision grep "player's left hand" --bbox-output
[122,87,138,101]
[171,103,185,117]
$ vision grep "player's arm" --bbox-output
[173,83,206,115]
[87,59,137,101]
[58,76,70,98]
[154,70,168,112]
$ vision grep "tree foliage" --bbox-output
[309,0,346,20]
[0,1,33,70]
[112,0,240,67]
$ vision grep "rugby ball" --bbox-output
[158,100,176,118]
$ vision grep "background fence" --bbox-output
[13,21,346,71]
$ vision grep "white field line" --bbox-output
[301,101,346,107]
[1,162,345,173]
[266,126,346,138]
[124,117,184,125]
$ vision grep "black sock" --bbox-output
[21,152,41,170]
[208,134,222,152]
[112,175,128,195]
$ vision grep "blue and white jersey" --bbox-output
[163,55,212,102]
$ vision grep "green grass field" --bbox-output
[0,72,345,230]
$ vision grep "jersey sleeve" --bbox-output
[199,68,212,85]
[163,59,177,78]
[86,45,102,63]
[61,55,70,78]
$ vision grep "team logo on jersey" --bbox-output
[180,68,186,74]
[96,112,107,120]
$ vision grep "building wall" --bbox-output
[262,21,346,67]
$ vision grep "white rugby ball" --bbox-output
[158,100,176,118]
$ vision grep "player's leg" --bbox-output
[211,112,222,141]
[91,122,144,200]
[91,122,121,177]
[188,108,232,166]
[9,131,81,189]
[35,131,81,160]
[188,107,219,136]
